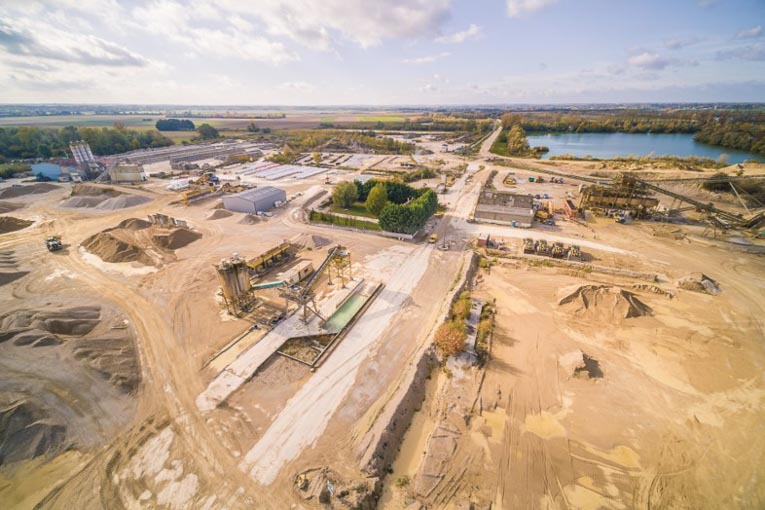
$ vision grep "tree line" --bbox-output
[155,118,195,131]
[0,126,173,161]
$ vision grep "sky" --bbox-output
[0,0,764,105]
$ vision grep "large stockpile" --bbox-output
[61,184,152,210]
[0,302,140,465]
[291,233,331,250]
[81,218,201,266]
[559,285,652,321]
[0,183,58,200]
[0,217,33,234]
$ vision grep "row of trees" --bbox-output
[284,130,415,155]
[695,120,765,156]
[155,118,195,131]
[0,126,173,161]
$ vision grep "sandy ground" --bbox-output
[1,125,764,510]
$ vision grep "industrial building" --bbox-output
[120,140,265,165]
[109,164,146,183]
[222,186,286,214]
[473,190,534,227]
[70,141,95,165]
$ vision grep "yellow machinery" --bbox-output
[246,242,291,274]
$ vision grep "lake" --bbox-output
[526,132,765,164]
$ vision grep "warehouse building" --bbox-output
[222,186,286,214]
[473,190,534,227]
[109,164,146,183]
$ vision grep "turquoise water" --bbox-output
[325,293,367,332]
[526,132,765,164]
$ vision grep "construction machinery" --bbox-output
[246,241,291,274]
[534,239,549,255]
[569,245,582,260]
[523,238,535,254]
[45,235,63,252]
[551,242,565,258]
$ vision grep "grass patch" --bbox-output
[328,202,378,219]
[310,210,381,231]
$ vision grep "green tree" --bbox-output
[247,122,260,132]
[507,124,530,156]
[434,320,466,358]
[197,124,220,140]
[365,183,388,216]
[332,181,359,209]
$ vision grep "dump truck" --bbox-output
[522,238,535,254]
[534,239,548,255]
[551,242,565,258]
[45,236,63,252]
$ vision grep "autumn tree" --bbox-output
[365,183,388,216]
[332,181,358,209]
[434,321,466,358]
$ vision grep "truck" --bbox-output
[45,236,63,252]
[522,238,535,254]
[551,242,565,258]
[569,245,582,260]
[534,239,548,255]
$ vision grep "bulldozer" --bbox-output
[522,238,535,254]
[45,235,63,252]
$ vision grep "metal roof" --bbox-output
[231,186,285,201]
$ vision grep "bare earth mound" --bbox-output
[82,232,154,265]
[0,216,33,234]
[152,229,203,250]
[291,233,332,250]
[0,397,68,465]
[0,183,58,200]
[239,214,261,225]
[559,285,652,321]
[81,219,202,266]
[207,209,233,220]
[0,201,23,214]
[61,184,151,210]
[676,273,721,295]
[0,301,140,467]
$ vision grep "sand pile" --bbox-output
[239,214,261,225]
[81,219,202,266]
[0,250,26,286]
[61,184,151,210]
[0,397,68,465]
[0,216,33,234]
[0,182,58,200]
[559,285,652,321]
[1,304,140,393]
[291,233,332,250]
[153,228,202,250]
[114,218,151,230]
[207,209,233,220]
[676,273,721,295]
[82,232,154,265]
[0,201,22,214]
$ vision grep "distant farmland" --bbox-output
[0,111,422,131]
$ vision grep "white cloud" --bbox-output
[215,0,452,49]
[402,52,451,64]
[280,81,315,92]
[0,18,148,67]
[506,0,557,18]
[717,43,765,61]
[628,52,672,70]
[664,36,703,50]
[435,24,481,44]
[736,25,762,40]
